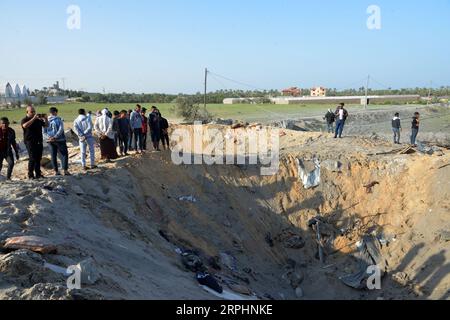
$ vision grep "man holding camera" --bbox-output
[21,105,48,180]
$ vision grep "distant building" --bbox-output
[311,87,327,97]
[282,87,302,97]
[1,82,34,106]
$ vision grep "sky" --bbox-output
[0,0,449,93]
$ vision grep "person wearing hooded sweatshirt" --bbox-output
[94,108,118,162]
[392,113,402,144]
[44,107,71,176]
[324,109,336,133]
[0,117,20,180]
[73,109,97,170]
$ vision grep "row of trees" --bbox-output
[30,86,450,105]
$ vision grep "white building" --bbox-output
[1,82,34,105]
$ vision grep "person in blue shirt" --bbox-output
[44,107,71,176]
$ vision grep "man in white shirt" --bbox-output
[334,103,348,139]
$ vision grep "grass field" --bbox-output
[0,102,408,124]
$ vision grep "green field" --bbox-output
[1,102,398,125]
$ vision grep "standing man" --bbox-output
[117,110,131,156]
[411,112,420,146]
[334,103,348,139]
[44,107,70,176]
[73,109,97,170]
[149,106,162,151]
[130,104,143,154]
[324,109,336,133]
[160,114,170,150]
[127,109,134,151]
[392,113,402,144]
[0,117,20,180]
[94,109,118,162]
[21,105,48,180]
[141,108,148,151]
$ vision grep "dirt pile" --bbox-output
[0,126,448,300]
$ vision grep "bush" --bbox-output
[173,96,214,123]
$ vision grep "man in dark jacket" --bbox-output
[21,105,48,180]
[149,106,161,151]
[392,113,402,144]
[0,117,20,180]
[334,103,349,139]
[411,112,420,146]
[117,110,131,156]
[324,109,336,133]
[160,116,170,150]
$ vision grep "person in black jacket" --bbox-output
[324,109,336,133]
[392,113,402,144]
[334,103,349,139]
[0,117,20,180]
[160,116,170,150]
[411,112,420,146]
[149,106,161,151]
[21,105,48,180]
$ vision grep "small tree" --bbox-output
[37,94,48,106]
[174,96,214,123]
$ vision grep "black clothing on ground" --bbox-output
[196,272,223,294]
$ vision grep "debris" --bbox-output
[3,236,58,254]
[44,262,73,276]
[40,157,53,169]
[392,272,410,287]
[282,268,304,288]
[321,160,343,173]
[308,217,325,263]
[178,195,198,203]
[438,230,450,242]
[196,272,223,294]
[181,251,206,273]
[340,235,387,289]
[231,122,245,130]
[275,230,305,250]
[77,258,100,285]
[364,181,380,194]
[296,159,321,189]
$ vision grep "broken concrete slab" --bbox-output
[3,236,58,254]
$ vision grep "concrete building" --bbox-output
[311,87,327,97]
[282,87,302,97]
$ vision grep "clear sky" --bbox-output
[1,0,449,93]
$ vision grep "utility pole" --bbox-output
[61,78,66,90]
[204,68,208,109]
[364,75,370,110]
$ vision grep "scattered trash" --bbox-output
[296,159,321,189]
[438,230,450,242]
[275,230,305,250]
[340,235,387,289]
[200,285,257,300]
[392,272,410,287]
[44,262,73,277]
[3,236,58,254]
[321,160,343,173]
[196,272,223,294]
[227,283,253,296]
[178,195,198,203]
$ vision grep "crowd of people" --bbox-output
[0,104,171,180]
[0,102,425,181]
[324,103,421,145]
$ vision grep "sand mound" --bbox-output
[0,126,449,300]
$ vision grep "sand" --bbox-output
[0,124,449,300]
